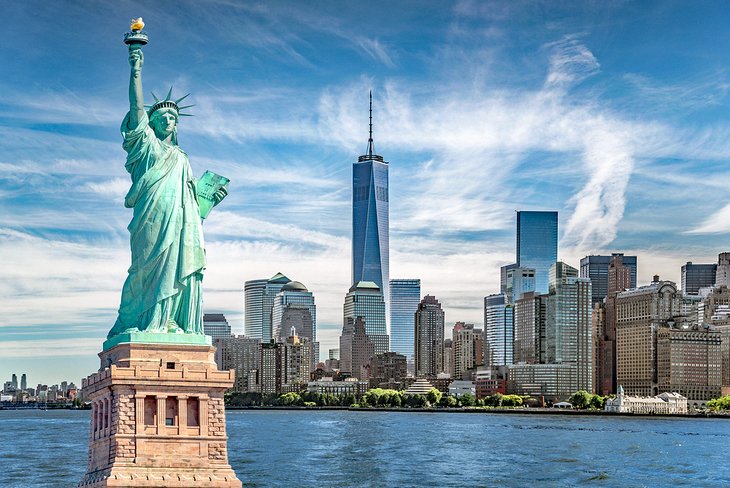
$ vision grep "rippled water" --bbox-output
[1,409,729,487]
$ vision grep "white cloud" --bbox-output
[686,202,730,235]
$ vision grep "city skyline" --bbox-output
[4,1,730,383]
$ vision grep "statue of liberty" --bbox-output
[107,21,228,342]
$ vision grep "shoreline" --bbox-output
[225,405,730,419]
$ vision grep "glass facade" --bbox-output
[516,211,558,295]
[505,267,536,303]
[352,156,389,330]
[244,273,290,341]
[484,294,514,366]
[681,262,717,295]
[203,313,231,340]
[580,254,637,305]
[389,279,421,364]
[343,282,389,354]
[271,283,316,342]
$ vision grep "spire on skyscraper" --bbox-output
[359,91,383,162]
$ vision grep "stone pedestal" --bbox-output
[78,342,242,487]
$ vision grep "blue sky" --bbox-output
[2,1,730,385]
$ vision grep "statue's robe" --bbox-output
[108,112,205,338]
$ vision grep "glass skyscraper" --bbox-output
[484,293,514,366]
[681,262,717,295]
[580,253,637,305]
[516,210,558,295]
[244,272,290,340]
[389,279,421,365]
[203,313,231,340]
[352,94,389,330]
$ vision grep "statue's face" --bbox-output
[150,108,177,139]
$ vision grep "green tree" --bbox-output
[568,390,593,409]
[501,394,523,407]
[459,393,476,407]
[708,395,730,411]
[426,388,442,406]
[589,394,606,410]
[484,393,503,407]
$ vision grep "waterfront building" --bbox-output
[389,278,421,370]
[260,340,283,395]
[339,317,376,380]
[415,295,445,377]
[474,369,507,398]
[514,292,546,364]
[715,252,730,287]
[448,380,476,397]
[545,262,593,393]
[244,272,291,340]
[452,323,484,380]
[343,281,389,354]
[615,277,681,396]
[368,352,408,389]
[484,294,514,367]
[681,262,717,295]
[20,374,26,392]
[516,210,558,294]
[352,94,389,328]
[11,374,17,389]
[580,253,637,305]
[214,335,261,392]
[656,322,722,404]
[605,386,688,414]
[203,313,231,340]
[505,267,536,304]
[307,378,369,397]
[507,363,578,401]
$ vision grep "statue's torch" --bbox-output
[124,17,148,52]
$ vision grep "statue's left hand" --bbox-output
[212,187,228,206]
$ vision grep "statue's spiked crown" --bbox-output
[147,88,194,118]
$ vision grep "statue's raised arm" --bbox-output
[128,47,145,129]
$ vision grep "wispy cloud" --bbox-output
[686,203,730,235]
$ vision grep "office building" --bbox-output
[271,281,316,341]
[20,374,26,392]
[484,294,514,367]
[716,253,730,287]
[500,263,517,295]
[442,339,454,378]
[214,335,260,392]
[505,267,536,303]
[203,313,231,340]
[339,317,376,380]
[343,281,389,354]
[282,335,313,389]
[368,352,408,389]
[389,279,421,368]
[615,278,681,396]
[244,272,291,341]
[352,94,389,328]
[415,295,445,377]
[260,340,283,396]
[580,254,637,305]
[516,211,558,294]
[681,262,717,295]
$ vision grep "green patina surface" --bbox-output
[103,331,211,351]
[104,26,228,351]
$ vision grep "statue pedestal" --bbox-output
[78,342,242,487]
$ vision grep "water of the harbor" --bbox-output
[1,409,729,487]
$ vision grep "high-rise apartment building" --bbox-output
[452,323,484,380]
[545,262,593,392]
[505,267,536,304]
[442,339,454,378]
[484,294,514,367]
[352,94,389,329]
[260,340,283,396]
[20,374,26,391]
[244,272,291,340]
[615,278,681,396]
[214,335,260,392]
[580,254,637,305]
[414,295,445,377]
[282,335,313,389]
[513,291,546,364]
[203,313,231,340]
[516,211,558,295]
[681,262,717,295]
[368,352,408,389]
[389,279,421,366]
[343,281,389,354]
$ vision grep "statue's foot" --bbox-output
[166,320,184,334]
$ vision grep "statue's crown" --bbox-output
[146,88,194,118]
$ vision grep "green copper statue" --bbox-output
[106,20,228,345]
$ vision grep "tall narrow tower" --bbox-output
[352,92,390,332]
